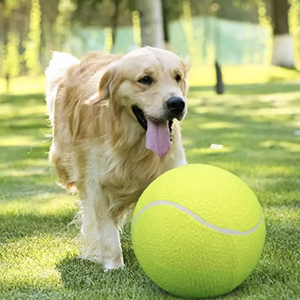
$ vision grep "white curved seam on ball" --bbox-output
[133,200,263,235]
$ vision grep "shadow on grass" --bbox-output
[0,145,50,162]
[0,116,49,133]
[0,212,75,244]
[55,227,175,299]
[0,174,62,201]
[0,93,45,105]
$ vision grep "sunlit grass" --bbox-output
[0,67,300,299]
[188,64,300,87]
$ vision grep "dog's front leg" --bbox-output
[79,184,124,271]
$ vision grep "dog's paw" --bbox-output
[104,256,125,272]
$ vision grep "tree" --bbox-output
[0,0,27,92]
[0,1,10,91]
[24,0,42,75]
[73,0,134,51]
[111,0,121,50]
[271,0,295,68]
[161,0,170,49]
[136,0,164,48]
[160,0,182,50]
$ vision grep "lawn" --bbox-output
[0,68,300,300]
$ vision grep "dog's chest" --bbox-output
[85,143,182,198]
[104,156,163,190]
[99,151,170,197]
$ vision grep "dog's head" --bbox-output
[91,46,189,157]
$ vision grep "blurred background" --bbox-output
[1,2,300,297]
[0,0,300,93]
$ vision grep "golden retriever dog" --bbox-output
[45,46,189,270]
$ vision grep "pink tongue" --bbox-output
[146,120,171,158]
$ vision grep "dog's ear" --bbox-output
[181,56,190,96]
[98,68,115,100]
[85,66,118,105]
[181,55,191,73]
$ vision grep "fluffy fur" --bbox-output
[45,46,189,270]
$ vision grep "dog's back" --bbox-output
[45,52,122,190]
[45,52,121,124]
[45,52,80,125]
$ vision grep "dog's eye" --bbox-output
[175,74,182,82]
[138,76,153,85]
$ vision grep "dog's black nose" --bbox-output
[166,97,185,115]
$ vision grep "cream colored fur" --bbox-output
[45,46,189,270]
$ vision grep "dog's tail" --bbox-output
[45,52,80,125]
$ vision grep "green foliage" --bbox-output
[2,32,21,77]
[71,0,263,27]
[180,0,204,64]
[24,0,42,75]
[0,0,299,76]
[256,0,273,64]
[0,0,27,80]
[55,0,76,50]
[213,0,258,22]
[163,0,260,23]
[72,0,134,27]
[132,10,141,47]
[2,0,25,17]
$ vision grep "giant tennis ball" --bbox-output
[131,164,265,299]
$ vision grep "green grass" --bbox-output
[1,68,300,300]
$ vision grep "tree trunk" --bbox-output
[161,0,170,50]
[271,0,295,68]
[111,0,120,52]
[215,61,224,95]
[136,0,164,48]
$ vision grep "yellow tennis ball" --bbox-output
[131,164,265,299]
